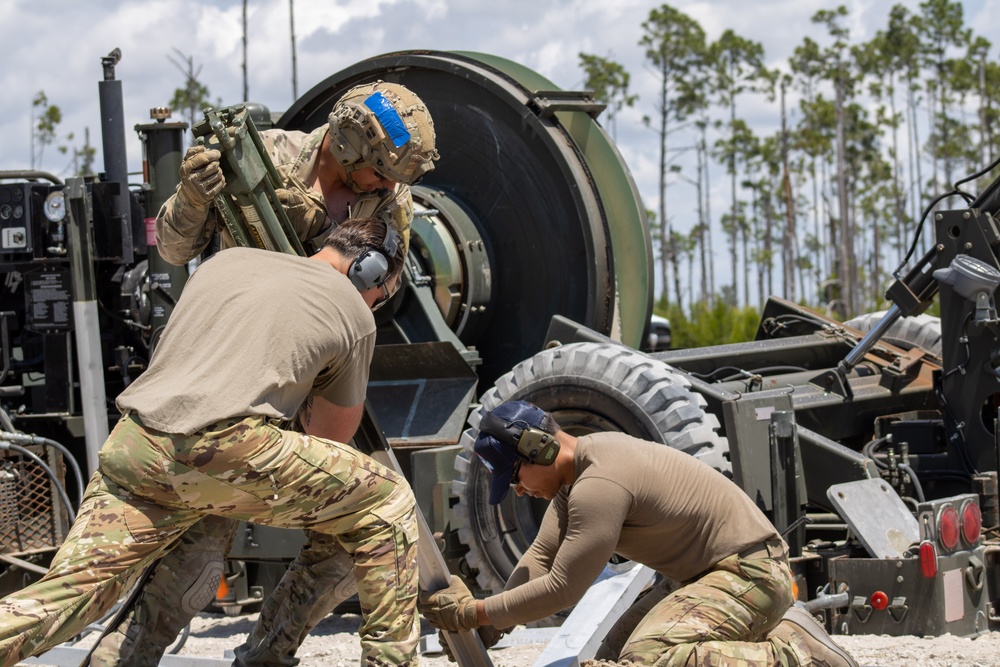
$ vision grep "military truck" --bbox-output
[0,48,995,641]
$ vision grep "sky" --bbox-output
[2,0,998,301]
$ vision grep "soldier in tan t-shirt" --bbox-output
[91,82,441,667]
[420,399,859,667]
[0,219,418,667]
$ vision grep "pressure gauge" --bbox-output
[44,190,66,222]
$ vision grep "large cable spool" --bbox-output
[277,50,652,388]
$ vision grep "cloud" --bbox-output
[1,0,995,301]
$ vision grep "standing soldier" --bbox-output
[89,81,439,667]
[0,217,417,667]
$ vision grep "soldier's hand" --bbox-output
[437,625,506,662]
[275,186,327,236]
[178,145,225,207]
[419,575,479,631]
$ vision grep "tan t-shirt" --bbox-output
[117,247,375,435]
[484,432,782,629]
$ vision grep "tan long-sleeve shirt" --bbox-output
[483,432,781,629]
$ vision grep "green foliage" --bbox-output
[31,91,92,176]
[32,91,62,169]
[656,299,761,348]
[169,79,214,131]
[578,52,637,140]
[168,48,218,132]
[70,129,96,177]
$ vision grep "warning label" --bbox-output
[26,269,72,332]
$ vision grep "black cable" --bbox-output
[898,463,926,502]
[942,312,973,380]
[0,442,76,522]
[894,189,968,279]
[932,379,979,476]
[932,312,979,476]
[894,158,997,280]
[118,355,145,387]
[954,155,1000,189]
[0,429,85,507]
[862,436,891,469]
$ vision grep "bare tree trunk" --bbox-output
[927,85,937,207]
[979,53,990,167]
[29,104,35,170]
[672,233,684,311]
[764,189,774,303]
[795,171,808,302]
[687,248,695,306]
[780,80,796,301]
[742,216,750,308]
[908,78,923,229]
[834,58,852,318]
[938,61,952,187]
[702,126,715,304]
[729,66,739,306]
[242,0,249,101]
[888,73,905,256]
[658,59,670,307]
[821,158,833,279]
[872,199,881,310]
[696,141,707,303]
[812,157,820,280]
[290,0,298,100]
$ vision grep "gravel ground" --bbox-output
[67,610,1000,667]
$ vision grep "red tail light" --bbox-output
[870,591,889,610]
[961,500,982,545]
[938,505,960,551]
[919,540,938,578]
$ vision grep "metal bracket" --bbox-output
[967,555,985,592]
[888,596,909,623]
[850,595,873,623]
[527,90,606,119]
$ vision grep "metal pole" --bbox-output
[770,410,804,555]
[98,48,134,263]
[65,177,110,475]
[135,110,190,333]
[357,406,493,667]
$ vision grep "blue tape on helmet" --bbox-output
[364,92,411,148]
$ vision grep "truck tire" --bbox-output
[844,311,942,357]
[451,342,729,594]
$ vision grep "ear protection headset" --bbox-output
[479,411,560,466]
[349,223,402,292]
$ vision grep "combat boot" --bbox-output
[770,606,858,667]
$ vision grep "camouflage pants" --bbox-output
[89,519,358,667]
[0,415,419,667]
[613,540,801,667]
[88,514,235,667]
[235,530,359,667]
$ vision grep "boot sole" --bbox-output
[783,606,859,667]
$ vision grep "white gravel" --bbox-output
[150,611,1000,667]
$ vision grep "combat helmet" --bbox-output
[327,81,439,186]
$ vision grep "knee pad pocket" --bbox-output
[180,560,225,616]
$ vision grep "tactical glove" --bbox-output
[178,145,225,207]
[275,176,327,239]
[437,625,506,662]
[419,575,479,632]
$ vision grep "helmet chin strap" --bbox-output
[341,166,368,195]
